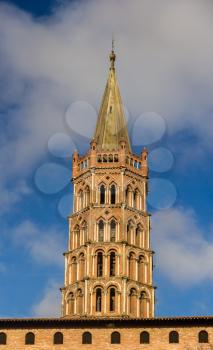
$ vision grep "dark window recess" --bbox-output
[169,331,179,344]
[82,332,92,344]
[100,185,105,204]
[199,330,208,343]
[140,331,150,344]
[111,332,120,344]
[110,288,116,311]
[53,332,63,344]
[97,252,103,277]
[96,288,102,312]
[110,220,116,242]
[110,252,116,276]
[98,221,104,242]
[25,332,35,345]
[111,185,116,204]
[0,333,6,345]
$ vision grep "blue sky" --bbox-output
[5,0,60,16]
[0,0,213,318]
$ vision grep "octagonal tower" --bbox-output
[61,48,155,319]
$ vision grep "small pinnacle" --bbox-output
[112,36,115,51]
[110,38,116,69]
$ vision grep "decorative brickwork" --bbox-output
[0,317,213,349]
[61,49,154,318]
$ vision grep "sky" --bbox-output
[0,0,213,318]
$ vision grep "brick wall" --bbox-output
[0,325,212,350]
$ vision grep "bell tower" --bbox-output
[61,48,155,318]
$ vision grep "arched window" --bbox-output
[103,154,107,162]
[67,292,75,315]
[85,224,88,243]
[109,154,113,162]
[140,331,150,344]
[133,190,137,208]
[136,225,142,247]
[97,252,103,277]
[100,185,105,204]
[111,331,120,344]
[138,255,144,283]
[79,253,85,280]
[110,288,116,312]
[76,289,83,314]
[134,189,140,209]
[85,186,90,207]
[198,330,208,343]
[75,225,80,248]
[53,332,63,344]
[98,220,104,242]
[110,252,116,276]
[25,332,35,345]
[78,190,83,210]
[96,288,102,312]
[129,253,135,280]
[110,220,116,242]
[71,256,77,283]
[0,333,6,345]
[82,221,88,244]
[82,332,92,344]
[140,291,148,317]
[129,288,137,316]
[169,331,179,343]
[80,221,88,245]
[126,185,132,206]
[127,222,131,244]
[110,184,116,204]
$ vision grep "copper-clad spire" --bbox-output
[93,46,131,152]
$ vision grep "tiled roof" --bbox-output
[0,316,213,329]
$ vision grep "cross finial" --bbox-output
[112,36,115,51]
[110,36,116,69]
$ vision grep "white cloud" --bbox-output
[152,207,213,286]
[11,220,65,266]
[32,280,61,317]
[0,180,31,214]
[0,0,213,209]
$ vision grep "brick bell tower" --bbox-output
[61,47,155,319]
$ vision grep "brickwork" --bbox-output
[61,140,154,318]
[61,50,154,319]
[1,322,213,350]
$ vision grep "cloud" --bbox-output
[11,220,65,266]
[0,180,31,215]
[0,0,213,210]
[152,207,213,286]
[32,280,61,317]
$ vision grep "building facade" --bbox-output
[0,49,212,349]
[0,317,213,349]
[61,48,155,319]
